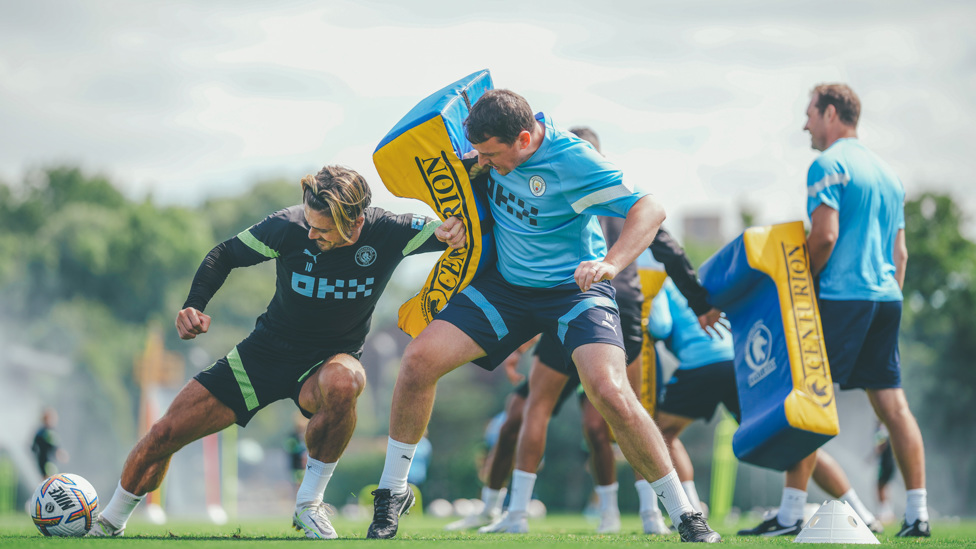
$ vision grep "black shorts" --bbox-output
[657,360,740,422]
[435,267,623,370]
[194,326,362,427]
[819,300,901,390]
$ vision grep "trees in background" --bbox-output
[900,192,976,513]
[2,167,974,514]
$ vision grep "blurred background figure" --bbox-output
[285,412,309,492]
[874,423,897,524]
[408,432,433,496]
[31,408,68,477]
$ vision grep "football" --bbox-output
[29,473,99,536]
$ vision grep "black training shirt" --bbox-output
[183,206,444,348]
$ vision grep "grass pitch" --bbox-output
[1,513,974,547]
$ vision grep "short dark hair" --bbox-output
[812,83,861,128]
[464,89,536,145]
[568,126,601,153]
[300,165,371,242]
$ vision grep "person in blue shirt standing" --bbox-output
[739,83,928,538]
[366,89,720,543]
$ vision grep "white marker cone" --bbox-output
[794,500,880,544]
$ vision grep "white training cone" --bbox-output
[794,500,880,544]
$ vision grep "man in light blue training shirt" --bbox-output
[367,89,720,543]
[739,83,929,538]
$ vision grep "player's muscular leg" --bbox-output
[121,379,236,495]
[867,388,925,490]
[486,392,526,489]
[575,343,673,482]
[299,354,366,463]
[654,411,695,481]
[580,397,616,486]
[391,320,485,443]
[514,360,568,473]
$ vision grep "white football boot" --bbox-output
[445,507,501,531]
[293,502,338,539]
[596,508,621,534]
[641,508,671,535]
[86,516,124,537]
[478,510,529,534]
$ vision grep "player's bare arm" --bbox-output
[807,204,839,276]
[435,216,468,249]
[575,194,665,291]
[893,229,907,290]
[175,306,211,340]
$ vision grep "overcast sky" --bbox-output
[2,0,974,240]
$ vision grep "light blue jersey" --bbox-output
[807,138,905,302]
[486,114,648,288]
[648,280,733,369]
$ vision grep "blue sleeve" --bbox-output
[806,158,846,218]
[560,147,646,218]
[648,288,673,340]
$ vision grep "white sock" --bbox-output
[595,482,619,514]
[905,488,929,523]
[682,480,704,514]
[650,470,695,526]
[777,487,807,527]
[482,486,505,513]
[377,437,417,494]
[295,458,337,510]
[635,480,657,513]
[99,481,145,529]
[841,488,877,525]
[507,470,536,513]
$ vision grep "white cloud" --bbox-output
[0,0,973,233]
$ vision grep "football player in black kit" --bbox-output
[88,165,466,539]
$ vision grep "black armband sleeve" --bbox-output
[649,228,713,316]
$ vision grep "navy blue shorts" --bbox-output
[657,361,740,422]
[819,299,901,390]
[436,267,624,371]
[534,292,644,374]
[194,326,362,427]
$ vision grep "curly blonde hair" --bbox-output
[300,165,372,242]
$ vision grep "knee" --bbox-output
[588,385,636,421]
[320,365,366,403]
[657,424,681,445]
[400,341,439,387]
[877,398,916,428]
[583,413,610,444]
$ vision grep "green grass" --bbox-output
[1,513,974,547]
